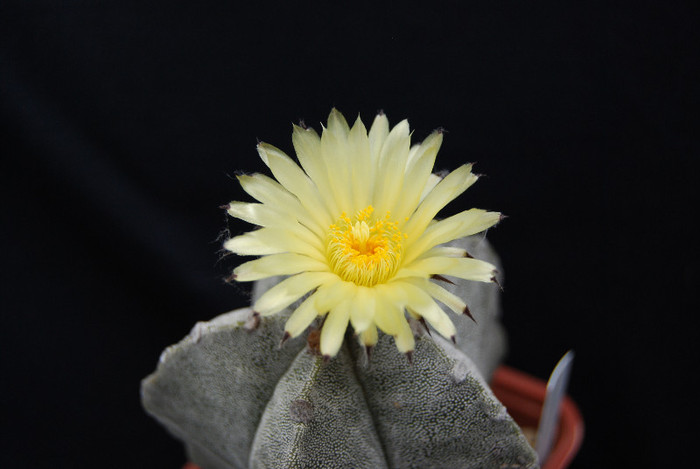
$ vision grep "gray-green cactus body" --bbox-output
[141,237,538,468]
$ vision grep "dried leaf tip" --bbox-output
[224,272,237,284]
[219,204,230,210]
[279,331,291,348]
[491,274,503,291]
[405,350,413,364]
[463,304,477,323]
[431,274,456,285]
[418,317,432,336]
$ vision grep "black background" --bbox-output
[1,1,697,468]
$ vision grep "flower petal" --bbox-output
[233,253,329,282]
[257,143,332,227]
[416,246,469,259]
[347,116,373,210]
[393,319,415,353]
[374,284,416,352]
[395,281,456,340]
[236,173,324,235]
[368,112,390,163]
[314,279,355,313]
[292,125,341,218]
[359,325,378,347]
[226,202,324,241]
[372,285,408,337]
[396,256,497,283]
[320,109,355,212]
[402,277,466,316]
[349,286,375,334]
[284,293,320,338]
[373,119,411,216]
[402,164,478,242]
[224,228,324,261]
[254,272,336,316]
[419,173,442,203]
[393,131,443,223]
[404,209,501,264]
[326,108,351,137]
[320,299,351,357]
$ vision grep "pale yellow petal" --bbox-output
[403,164,478,242]
[393,318,415,353]
[373,119,411,216]
[314,279,355,313]
[226,202,323,240]
[347,116,372,210]
[291,124,323,180]
[396,256,497,283]
[257,143,332,227]
[320,124,353,213]
[224,230,285,256]
[237,173,294,205]
[320,299,351,357]
[402,277,466,315]
[292,125,340,217]
[233,253,328,282]
[284,294,320,338]
[416,246,469,259]
[393,131,443,223]
[420,173,442,203]
[404,209,501,264]
[349,286,375,334]
[254,271,336,316]
[224,227,324,261]
[406,143,421,168]
[372,288,414,352]
[227,201,291,227]
[396,281,456,340]
[236,173,324,235]
[371,284,409,337]
[368,112,390,163]
[360,325,378,347]
[326,108,351,137]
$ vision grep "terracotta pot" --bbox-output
[491,366,584,469]
[182,365,584,469]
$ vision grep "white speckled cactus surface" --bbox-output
[141,237,538,469]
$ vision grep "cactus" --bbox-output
[141,236,538,469]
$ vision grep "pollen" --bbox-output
[326,205,404,286]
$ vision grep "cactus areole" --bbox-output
[141,110,539,468]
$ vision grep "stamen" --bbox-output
[326,205,404,286]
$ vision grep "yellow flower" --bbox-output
[224,109,501,358]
